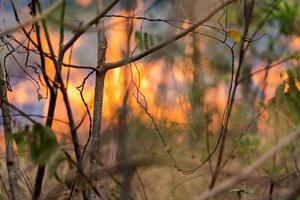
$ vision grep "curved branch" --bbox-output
[62,0,120,53]
[196,127,300,200]
[0,0,63,36]
[103,0,237,70]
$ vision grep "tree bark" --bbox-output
[89,0,107,199]
[0,47,19,200]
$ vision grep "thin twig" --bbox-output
[103,0,237,70]
[196,127,300,200]
[1,0,63,35]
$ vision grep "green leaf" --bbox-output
[29,124,58,165]
[270,0,299,35]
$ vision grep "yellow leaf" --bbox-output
[228,29,241,42]
[280,71,288,81]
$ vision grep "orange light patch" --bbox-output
[291,36,300,50]
[76,0,92,7]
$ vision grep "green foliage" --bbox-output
[12,124,64,175]
[28,124,58,164]
[11,124,69,178]
[270,0,299,35]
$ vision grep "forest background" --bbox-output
[1,0,300,199]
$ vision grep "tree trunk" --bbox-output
[89,0,107,199]
[0,47,19,200]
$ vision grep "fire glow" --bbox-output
[2,0,300,143]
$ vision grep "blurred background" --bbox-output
[1,0,300,199]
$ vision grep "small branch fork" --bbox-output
[0,44,19,200]
[2,0,289,189]
[2,0,297,199]
[6,0,290,199]
[71,0,240,179]
[196,126,300,200]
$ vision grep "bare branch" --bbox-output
[196,127,300,200]
[0,0,63,36]
[62,0,119,53]
[0,44,19,200]
[103,0,237,70]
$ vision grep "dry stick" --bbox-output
[58,9,119,191]
[196,127,300,200]
[209,0,254,189]
[82,0,238,179]
[66,7,119,198]
[51,2,85,185]
[0,0,63,36]
[103,0,238,176]
[30,0,60,198]
[68,0,120,199]
[10,0,52,99]
[61,150,102,199]
[33,0,89,199]
[8,31,98,72]
[118,10,134,200]
[88,0,107,199]
[3,101,39,125]
[69,0,119,199]
[7,0,234,195]
[5,24,98,73]
[29,1,81,199]
[0,114,70,125]
[103,0,237,70]
[3,98,98,199]
[8,0,54,93]
[215,0,284,173]
[65,45,73,90]
[0,49,19,200]
[238,52,300,84]
[62,0,119,53]
[10,0,56,93]
[136,169,149,200]
[18,167,33,195]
